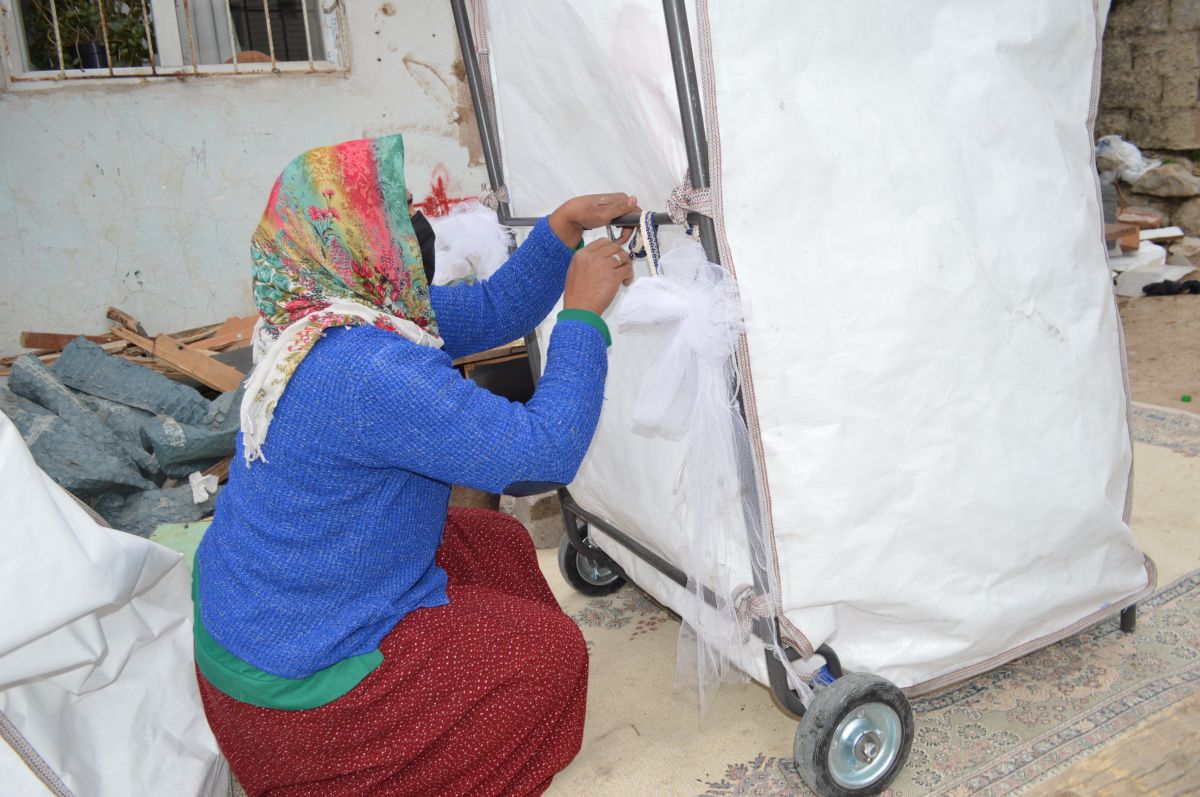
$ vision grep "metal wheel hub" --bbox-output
[574,540,617,586]
[827,703,902,789]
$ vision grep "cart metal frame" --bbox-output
[447,0,1137,723]
[449,0,826,717]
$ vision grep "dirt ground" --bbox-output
[1119,293,1200,410]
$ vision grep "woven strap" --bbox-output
[0,710,77,797]
[667,170,716,224]
[731,584,773,644]
[477,185,509,212]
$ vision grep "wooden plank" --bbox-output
[106,306,149,336]
[19,331,117,350]
[190,315,257,352]
[1,340,129,371]
[203,456,233,484]
[452,340,527,368]
[110,328,246,393]
[150,334,246,393]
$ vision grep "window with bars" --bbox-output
[1,0,345,80]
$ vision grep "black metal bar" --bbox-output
[662,0,719,260]
[450,0,510,219]
[817,643,843,679]
[278,2,291,60]
[1120,604,1137,633]
[239,1,252,52]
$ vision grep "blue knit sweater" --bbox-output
[196,218,607,679]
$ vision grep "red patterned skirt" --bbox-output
[196,508,588,796]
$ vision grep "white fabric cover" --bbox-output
[0,415,228,796]
[489,0,1151,690]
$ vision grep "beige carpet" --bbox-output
[543,405,1200,797]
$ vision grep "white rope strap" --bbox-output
[731,583,773,644]
[477,184,509,212]
[667,169,716,224]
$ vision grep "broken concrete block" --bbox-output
[1130,162,1200,198]
[1169,236,1200,269]
[9,355,156,472]
[53,338,209,425]
[140,415,237,473]
[92,485,216,538]
[0,389,156,495]
[499,491,565,549]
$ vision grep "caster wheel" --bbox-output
[793,672,913,797]
[558,534,624,596]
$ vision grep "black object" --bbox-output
[557,533,624,596]
[76,42,108,69]
[1143,279,1200,296]
[411,210,436,284]
[1120,604,1137,633]
[464,357,534,403]
[793,673,915,797]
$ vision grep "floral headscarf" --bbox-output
[240,134,444,464]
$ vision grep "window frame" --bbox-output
[0,0,348,84]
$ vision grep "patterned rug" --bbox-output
[1132,401,1200,459]
[690,570,1200,796]
[546,402,1200,797]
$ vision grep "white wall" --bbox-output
[0,0,485,347]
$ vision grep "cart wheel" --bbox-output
[793,672,913,797]
[558,535,624,596]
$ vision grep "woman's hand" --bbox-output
[549,193,640,249]
[563,228,636,316]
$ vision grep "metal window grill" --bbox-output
[0,0,345,81]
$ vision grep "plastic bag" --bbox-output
[1096,134,1161,182]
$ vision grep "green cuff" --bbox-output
[557,308,612,347]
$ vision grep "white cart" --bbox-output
[451,2,1155,794]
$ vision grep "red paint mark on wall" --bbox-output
[413,164,475,217]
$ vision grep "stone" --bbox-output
[1169,236,1200,268]
[1174,197,1200,235]
[500,491,565,549]
[53,338,210,425]
[1174,0,1200,32]
[1106,0,1170,34]
[1130,163,1200,197]
[9,355,156,472]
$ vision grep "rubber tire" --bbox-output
[793,672,914,797]
[557,534,624,596]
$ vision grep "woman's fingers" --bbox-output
[612,226,635,246]
[617,262,634,286]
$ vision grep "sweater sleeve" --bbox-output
[428,216,574,360]
[352,319,607,494]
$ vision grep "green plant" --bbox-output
[21,0,153,70]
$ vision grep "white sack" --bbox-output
[487,0,1152,693]
[0,414,227,796]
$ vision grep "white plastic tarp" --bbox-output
[0,415,227,796]
[483,0,1152,692]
